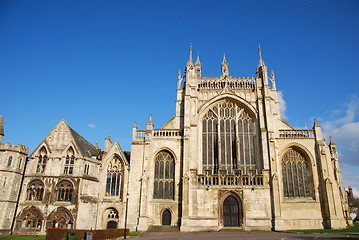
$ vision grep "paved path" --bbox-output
[137,231,359,240]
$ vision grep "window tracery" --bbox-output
[282,148,312,198]
[64,147,75,174]
[202,99,257,174]
[26,180,44,201]
[17,206,43,230]
[153,151,174,199]
[36,147,47,173]
[56,180,73,202]
[106,156,123,197]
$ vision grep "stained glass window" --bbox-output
[106,156,123,197]
[282,148,312,198]
[153,151,174,199]
[202,99,257,174]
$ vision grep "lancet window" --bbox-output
[7,156,12,166]
[36,147,47,173]
[26,180,44,201]
[56,180,73,202]
[282,148,312,198]
[64,147,75,175]
[202,99,257,174]
[153,151,175,199]
[106,156,123,197]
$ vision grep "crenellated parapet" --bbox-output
[0,142,28,154]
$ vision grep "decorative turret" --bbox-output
[329,136,338,159]
[313,118,323,140]
[104,135,112,152]
[0,116,4,144]
[256,45,269,86]
[221,53,229,77]
[185,45,195,78]
[146,114,154,131]
[195,52,202,77]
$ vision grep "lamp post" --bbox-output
[124,165,130,239]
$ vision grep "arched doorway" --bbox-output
[107,221,117,229]
[162,209,171,226]
[223,195,240,227]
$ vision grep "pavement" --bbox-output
[136,231,359,240]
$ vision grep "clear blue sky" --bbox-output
[1,0,359,194]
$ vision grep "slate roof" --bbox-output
[69,127,101,158]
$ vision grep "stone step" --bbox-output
[146,225,180,232]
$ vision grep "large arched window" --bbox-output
[56,180,74,202]
[153,151,174,199]
[282,148,312,198]
[64,147,75,174]
[36,147,47,173]
[202,99,257,174]
[106,156,123,197]
[17,206,43,230]
[26,180,44,201]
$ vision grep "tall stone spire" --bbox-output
[221,53,229,77]
[186,45,195,78]
[187,45,193,64]
[0,116,4,144]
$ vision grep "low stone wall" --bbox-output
[46,228,129,240]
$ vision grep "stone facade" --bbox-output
[0,47,351,235]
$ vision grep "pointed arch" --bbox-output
[201,98,258,174]
[56,180,74,202]
[16,206,43,230]
[47,207,74,229]
[64,146,75,174]
[105,154,124,197]
[26,179,44,201]
[153,150,175,199]
[36,146,48,173]
[161,208,172,226]
[219,191,242,227]
[103,207,119,229]
[280,146,313,198]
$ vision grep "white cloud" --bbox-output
[88,123,96,128]
[277,90,287,120]
[320,95,359,166]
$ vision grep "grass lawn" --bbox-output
[288,222,359,233]
[0,236,45,240]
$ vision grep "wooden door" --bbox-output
[162,209,171,226]
[223,195,240,227]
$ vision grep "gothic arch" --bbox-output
[160,208,173,226]
[279,143,315,167]
[279,145,314,198]
[56,179,74,202]
[153,150,175,200]
[26,179,45,201]
[47,207,74,229]
[198,94,257,119]
[103,207,119,229]
[219,191,243,227]
[104,154,125,197]
[200,98,259,174]
[16,206,43,230]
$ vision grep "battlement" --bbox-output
[0,142,28,154]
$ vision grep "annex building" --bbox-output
[0,47,351,235]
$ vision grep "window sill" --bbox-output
[282,197,316,203]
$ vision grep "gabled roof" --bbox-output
[68,126,101,158]
[30,119,100,158]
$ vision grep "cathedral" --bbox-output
[0,47,351,236]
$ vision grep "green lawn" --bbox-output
[288,222,359,233]
[0,236,45,240]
